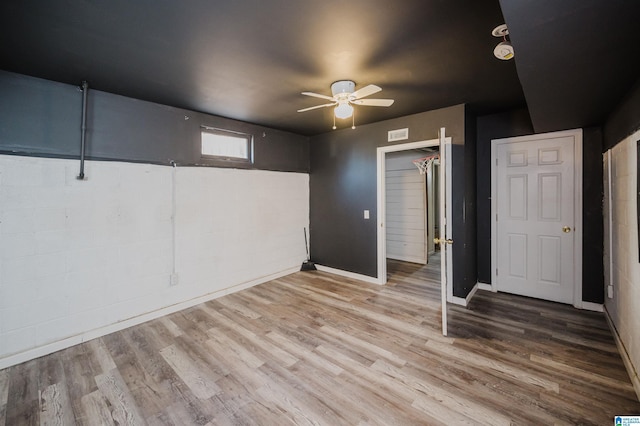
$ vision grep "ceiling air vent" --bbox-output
[388,128,409,142]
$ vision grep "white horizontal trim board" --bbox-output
[386,222,425,231]
[387,241,426,253]
[387,228,425,238]
[385,151,427,266]
[387,233,425,244]
[386,182,424,190]
[0,154,309,368]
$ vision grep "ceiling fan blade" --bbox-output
[297,102,336,113]
[350,84,381,100]
[352,98,394,107]
[301,91,335,101]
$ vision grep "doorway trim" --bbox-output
[490,129,584,308]
[376,138,440,284]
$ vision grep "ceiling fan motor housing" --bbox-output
[331,80,356,98]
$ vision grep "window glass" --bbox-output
[201,128,252,161]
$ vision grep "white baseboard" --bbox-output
[578,301,604,312]
[315,265,383,285]
[604,306,640,402]
[448,283,478,307]
[449,295,467,306]
[0,267,299,370]
[477,282,494,292]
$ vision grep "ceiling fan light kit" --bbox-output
[334,102,354,119]
[492,24,514,60]
[298,80,394,129]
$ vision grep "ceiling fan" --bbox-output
[297,80,394,129]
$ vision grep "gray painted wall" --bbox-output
[0,71,309,172]
[309,104,477,298]
[458,107,477,298]
[581,127,604,303]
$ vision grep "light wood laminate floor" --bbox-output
[1,256,639,425]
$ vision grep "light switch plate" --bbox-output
[364,210,370,219]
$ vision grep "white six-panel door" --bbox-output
[493,131,581,304]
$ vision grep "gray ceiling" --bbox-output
[500,0,640,134]
[1,1,638,136]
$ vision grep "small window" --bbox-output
[201,127,253,162]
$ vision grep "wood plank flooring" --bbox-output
[1,256,639,425]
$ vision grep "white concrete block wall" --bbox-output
[174,167,309,300]
[0,155,309,366]
[604,129,640,395]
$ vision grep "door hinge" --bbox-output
[496,268,499,276]
[496,158,498,166]
[496,213,498,221]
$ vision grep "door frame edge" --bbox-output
[376,137,444,284]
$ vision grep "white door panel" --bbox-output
[495,135,576,304]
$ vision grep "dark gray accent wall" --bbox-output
[457,106,477,298]
[309,104,476,298]
[0,71,309,172]
[476,109,534,284]
[0,71,82,157]
[581,127,604,304]
[476,108,605,304]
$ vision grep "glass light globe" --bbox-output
[334,103,354,119]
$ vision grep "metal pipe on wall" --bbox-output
[77,80,89,180]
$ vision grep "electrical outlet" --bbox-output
[170,273,179,287]
[607,285,613,299]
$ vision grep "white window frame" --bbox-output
[201,126,253,163]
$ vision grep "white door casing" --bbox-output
[426,161,437,254]
[437,128,450,336]
[376,130,452,336]
[491,129,583,306]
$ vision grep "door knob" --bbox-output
[562,226,571,233]
[434,237,453,245]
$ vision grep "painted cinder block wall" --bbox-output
[0,72,310,368]
[603,80,640,397]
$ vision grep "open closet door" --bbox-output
[437,127,452,336]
